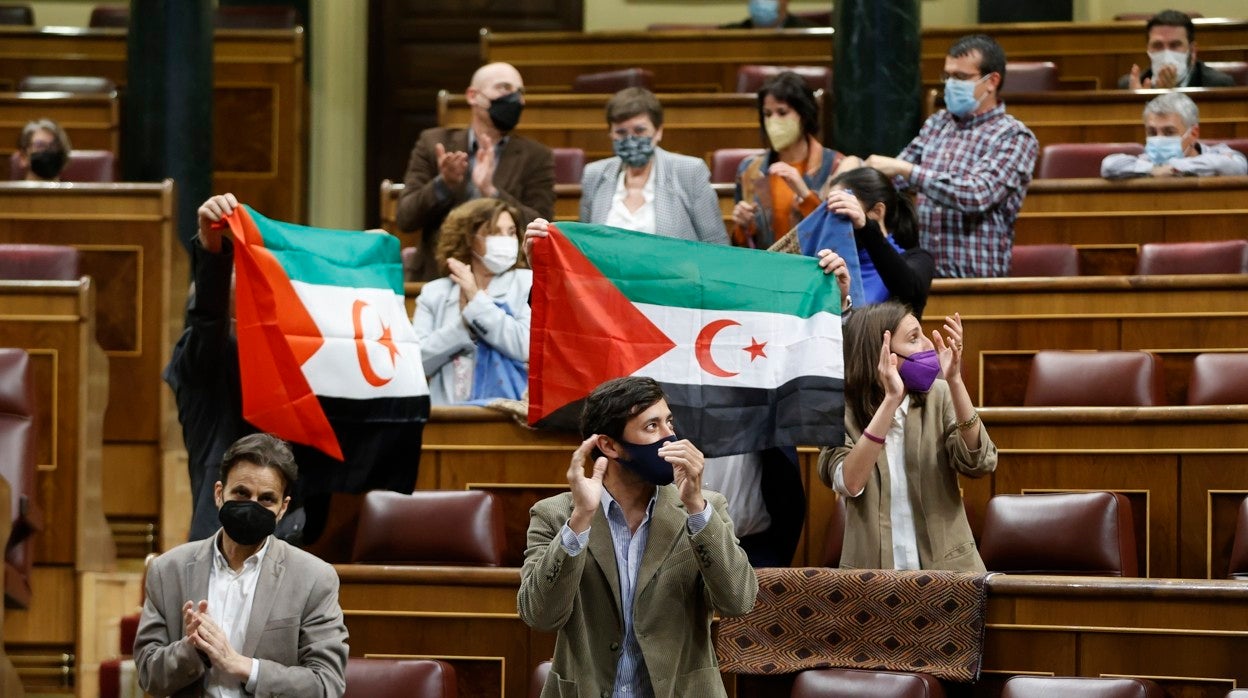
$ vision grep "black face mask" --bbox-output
[219,500,278,545]
[29,147,67,180]
[486,91,524,132]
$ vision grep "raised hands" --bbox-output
[523,218,550,261]
[930,312,966,385]
[768,161,810,199]
[435,142,469,190]
[879,329,905,403]
[825,190,865,229]
[196,193,239,254]
[446,258,479,308]
[472,132,498,197]
[567,435,607,534]
[816,249,852,311]
[662,439,706,514]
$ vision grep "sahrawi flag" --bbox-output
[223,205,429,460]
[529,222,844,457]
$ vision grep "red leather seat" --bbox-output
[711,148,765,183]
[0,349,42,607]
[530,660,552,698]
[1002,676,1163,697]
[1229,496,1248,580]
[1009,244,1080,277]
[646,23,717,30]
[1205,61,1248,86]
[0,244,80,280]
[1037,142,1144,179]
[88,5,129,27]
[1135,240,1248,275]
[553,147,585,185]
[1001,61,1059,94]
[17,75,117,94]
[1024,351,1164,407]
[979,492,1138,577]
[1187,353,1248,405]
[0,4,33,25]
[344,657,457,698]
[791,668,946,697]
[736,65,831,94]
[10,149,117,182]
[214,5,300,29]
[793,10,832,25]
[571,68,654,93]
[351,490,506,566]
[1209,138,1248,161]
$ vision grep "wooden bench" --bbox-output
[0,182,186,555]
[335,565,1248,697]
[0,91,119,155]
[0,26,307,222]
[0,279,113,693]
[480,27,832,94]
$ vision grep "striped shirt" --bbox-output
[897,103,1038,278]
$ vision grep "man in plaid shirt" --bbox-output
[861,34,1038,278]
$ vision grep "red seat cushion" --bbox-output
[980,492,1138,577]
[1134,240,1248,275]
[1038,142,1144,179]
[351,490,506,566]
[792,668,946,698]
[1024,351,1164,407]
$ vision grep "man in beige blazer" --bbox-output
[135,434,348,697]
[518,377,758,698]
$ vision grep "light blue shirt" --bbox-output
[559,486,713,697]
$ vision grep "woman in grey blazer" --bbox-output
[579,87,727,244]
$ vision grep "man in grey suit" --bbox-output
[518,377,758,698]
[135,433,348,698]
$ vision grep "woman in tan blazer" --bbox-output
[818,301,996,571]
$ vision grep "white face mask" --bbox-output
[1149,49,1191,84]
[477,235,518,274]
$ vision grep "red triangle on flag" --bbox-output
[528,224,676,425]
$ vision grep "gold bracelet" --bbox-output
[956,411,980,431]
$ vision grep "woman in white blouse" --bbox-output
[412,198,531,405]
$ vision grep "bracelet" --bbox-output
[861,430,885,445]
[956,411,980,431]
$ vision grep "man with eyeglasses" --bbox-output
[843,34,1038,279]
[397,62,555,281]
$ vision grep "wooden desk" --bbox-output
[0,27,307,222]
[921,19,1248,91]
[0,182,185,556]
[0,279,114,693]
[0,91,119,155]
[336,566,1248,698]
[480,28,832,94]
[438,91,802,162]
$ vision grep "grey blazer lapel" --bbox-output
[186,538,214,615]
[593,159,621,223]
[586,506,623,624]
[240,537,286,658]
[650,149,677,236]
[635,486,683,600]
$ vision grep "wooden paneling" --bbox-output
[0,27,306,222]
[0,92,119,155]
[0,182,184,548]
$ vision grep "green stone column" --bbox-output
[124,0,214,251]
[832,0,922,158]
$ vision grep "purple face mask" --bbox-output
[897,349,940,393]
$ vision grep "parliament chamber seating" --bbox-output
[0,243,79,280]
[1114,11,1201,19]
[97,612,140,698]
[8,149,115,182]
[1001,676,1163,697]
[1036,142,1144,179]
[1000,61,1059,94]
[1008,244,1080,277]
[735,64,832,94]
[1187,353,1248,405]
[344,657,457,698]
[401,246,419,282]
[16,75,116,94]
[1206,61,1248,86]
[1229,497,1248,580]
[711,147,764,183]
[790,668,945,697]
[1024,350,1165,407]
[88,5,128,27]
[214,5,300,29]
[0,4,32,25]
[570,67,654,93]
[980,492,1139,577]
[530,660,551,698]
[350,490,506,566]
[552,147,585,185]
[1213,138,1248,159]
[0,348,40,607]
[1134,240,1248,275]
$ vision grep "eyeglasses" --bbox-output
[941,72,984,82]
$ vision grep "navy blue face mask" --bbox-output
[617,435,679,485]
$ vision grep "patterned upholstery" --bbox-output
[1135,240,1248,275]
[1188,353,1248,405]
[1009,244,1080,277]
[1024,351,1164,407]
[1229,496,1248,580]
[979,492,1138,577]
[351,490,506,566]
[792,668,946,697]
[1002,676,1164,697]
[344,658,457,698]
[1037,142,1144,179]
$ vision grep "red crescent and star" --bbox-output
[352,299,400,387]
[694,319,768,377]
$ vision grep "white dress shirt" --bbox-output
[605,168,657,234]
[204,532,269,697]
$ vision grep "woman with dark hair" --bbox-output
[817,300,995,572]
[824,167,936,318]
[733,71,845,248]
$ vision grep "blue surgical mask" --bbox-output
[749,0,780,27]
[1145,134,1187,165]
[617,434,678,486]
[613,135,656,168]
[944,76,986,118]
